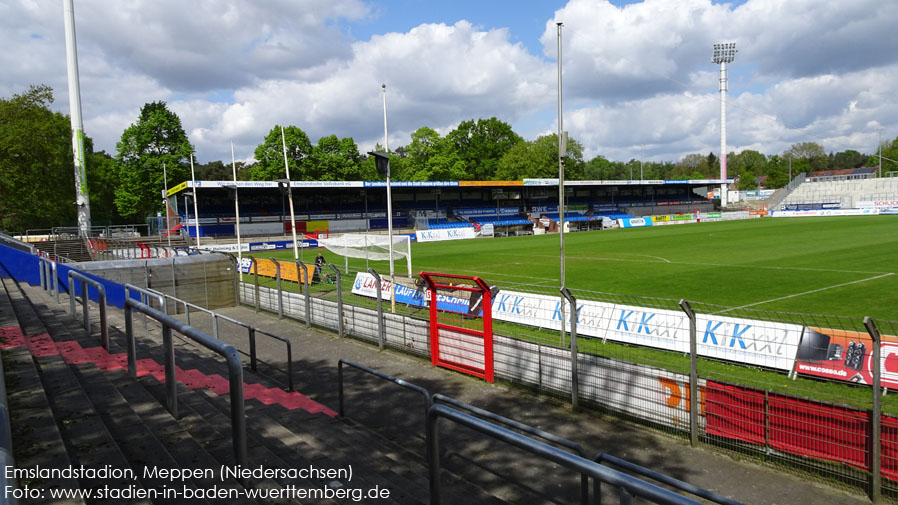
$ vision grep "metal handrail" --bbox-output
[146,288,295,392]
[125,283,166,331]
[432,393,589,505]
[593,453,743,505]
[67,270,108,350]
[426,404,702,505]
[338,359,431,421]
[38,257,59,303]
[254,328,295,392]
[123,298,247,467]
[0,341,17,505]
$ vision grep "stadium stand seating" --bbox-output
[0,272,514,504]
[779,177,898,209]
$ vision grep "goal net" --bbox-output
[318,233,412,275]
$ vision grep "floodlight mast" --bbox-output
[63,0,91,237]
[712,42,737,209]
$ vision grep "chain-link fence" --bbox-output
[232,256,898,501]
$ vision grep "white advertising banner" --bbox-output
[491,289,801,371]
[694,314,803,371]
[415,227,477,242]
[857,200,898,209]
[351,272,395,300]
[770,208,880,218]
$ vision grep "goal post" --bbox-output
[419,272,495,383]
[318,233,412,276]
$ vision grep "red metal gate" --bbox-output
[419,272,494,383]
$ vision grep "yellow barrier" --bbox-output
[251,258,317,284]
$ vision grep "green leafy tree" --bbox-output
[252,125,313,180]
[736,168,758,190]
[584,155,616,179]
[446,118,522,180]
[495,133,584,180]
[0,85,77,230]
[672,153,709,179]
[192,160,232,180]
[85,143,123,225]
[866,135,898,174]
[311,135,369,180]
[115,101,192,219]
[785,142,827,173]
[829,150,867,170]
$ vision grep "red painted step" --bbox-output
[1,326,335,417]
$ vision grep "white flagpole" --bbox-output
[281,126,300,261]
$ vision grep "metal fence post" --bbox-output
[253,258,260,312]
[298,261,311,328]
[171,257,177,303]
[124,304,136,378]
[329,264,344,338]
[679,299,699,447]
[368,268,384,349]
[162,325,178,418]
[81,280,90,337]
[53,262,59,304]
[561,287,579,410]
[271,258,283,319]
[864,316,882,503]
[248,326,257,372]
[212,313,220,339]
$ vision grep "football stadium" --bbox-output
[3,171,897,504]
[4,2,898,504]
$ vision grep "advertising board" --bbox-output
[415,227,477,242]
[490,289,801,371]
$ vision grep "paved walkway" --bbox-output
[180,305,873,505]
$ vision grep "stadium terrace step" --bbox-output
[1,277,148,504]
[4,278,516,504]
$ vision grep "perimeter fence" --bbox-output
[234,255,898,501]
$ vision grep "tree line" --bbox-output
[2,84,896,230]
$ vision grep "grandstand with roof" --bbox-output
[165,178,725,239]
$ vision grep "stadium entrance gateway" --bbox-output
[419,272,495,383]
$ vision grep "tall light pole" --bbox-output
[162,162,171,250]
[557,22,565,289]
[189,153,201,247]
[712,42,737,208]
[383,84,396,313]
[280,126,300,261]
[557,22,568,348]
[231,142,243,271]
[63,0,91,237]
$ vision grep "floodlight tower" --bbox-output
[712,42,737,208]
[63,0,91,237]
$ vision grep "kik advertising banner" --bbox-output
[415,227,477,243]
[695,315,804,371]
[490,289,802,371]
[793,327,898,389]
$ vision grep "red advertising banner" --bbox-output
[794,327,898,389]
[705,381,898,481]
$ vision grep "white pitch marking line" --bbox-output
[496,253,892,275]
[719,273,895,313]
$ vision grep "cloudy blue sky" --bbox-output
[3,0,896,167]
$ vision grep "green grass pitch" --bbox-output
[260,215,898,321]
